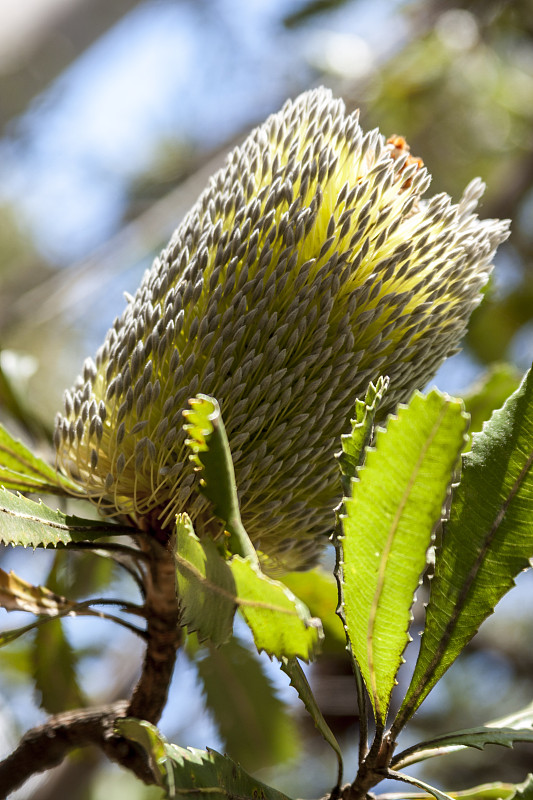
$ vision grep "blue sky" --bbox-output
[0,0,405,262]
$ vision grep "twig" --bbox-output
[62,540,149,593]
[127,532,182,721]
[353,657,368,764]
[0,701,154,799]
[74,607,148,639]
[0,523,183,794]
[63,541,150,560]
[77,597,146,616]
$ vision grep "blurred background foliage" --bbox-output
[0,0,532,797]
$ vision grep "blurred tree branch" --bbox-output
[0,0,143,135]
[0,532,181,797]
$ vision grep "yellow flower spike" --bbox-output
[54,88,510,571]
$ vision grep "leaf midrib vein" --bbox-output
[400,443,533,727]
[175,554,302,616]
[367,404,448,720]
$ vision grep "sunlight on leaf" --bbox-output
[336,376,389,495]
[339,390,468,725]
[117,718,294,800]
[387,769,455,800]
[378,782,515,800]
[231,556,322,660]
[0,566,78,616]
[183,394,257,561]
[0,422,78,495]
[282,569,345,652]
[174,515,322,659]
[512,775,533,800]
[174,514,236,646]
[397,365,533,730]
[0,487,136,548]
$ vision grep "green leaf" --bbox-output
[397,366,533,730]
[0,422,77,495]
[183,394,257,562]
[280,656,343,787]
[512,775,533,800]
[447,784,515,800]
[0,487,136,547]
[378,782,515,800]
[336,376,389,495]
[387,771,456,800]
[0,640,33,682]
[174,513,236,646]
[0,614,69,647]
[196,639,298,771]
[45,548,115,599]
[393,700,533,769]
[31,616,85,713]
[231,555,322,660]
[0,354,51,440]
[0,566,79,615]
[463,364,521,439]
[116,718,294,800]
[282,569,346,652]
[392,727,533,770]
[174,515,322,659]
[339,390,468,725]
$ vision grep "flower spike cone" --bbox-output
[55,88,510,571]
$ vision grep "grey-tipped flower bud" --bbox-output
[55,88,510,570]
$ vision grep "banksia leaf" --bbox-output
[230,555,322,660]
[392,725,533,771]
[174,514,322,658]
[183,395,237,524]
[54,88,509,570]
[32,617,85,713]
[0,567,79,616]
[397,365,533,730]
[339,390,468,725]
[197,640,299,771]
[387,770,455,800]
[174,513,236,646]
[0,487,134,548]
[336,376,389,494]
[0,423,78,495]
[280,656,343,787]
[282,569,346,651]
[117,718,294,800]
[183,394,257,561]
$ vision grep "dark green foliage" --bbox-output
[116,719,294,800]
[0,422,77,494]
[32,617,85,713]
[196,639,299,771]
[399,366,533,729]
[0,486,136,548]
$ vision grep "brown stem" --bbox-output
[0,702,154,799]
[0,529,183,796]
[127,532,182,721]
[343,730,395,800]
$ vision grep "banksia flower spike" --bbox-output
[55,87,509,570]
